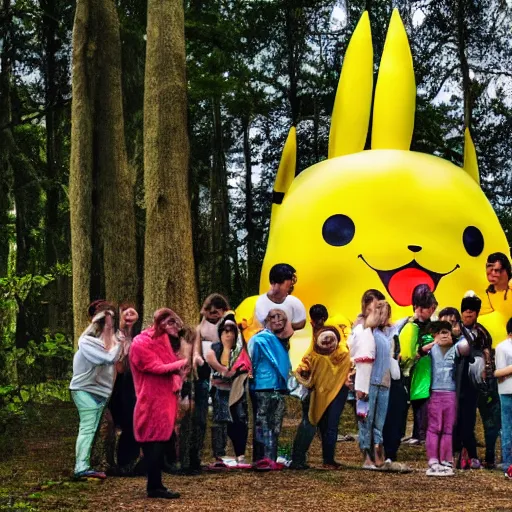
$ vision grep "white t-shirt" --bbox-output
[254,293,307,326]
[495,338,512,395]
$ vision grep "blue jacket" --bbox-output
[248,329,291,391]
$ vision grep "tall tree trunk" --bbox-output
[209,96,231,297]
[0,0,14,277]
[456,0,472,129]
[42,0,60,268]
[41,0,71,335]
[242,116,257,294]
[70,0,138,343]
[284,5,301,125]
[143,0,198,326]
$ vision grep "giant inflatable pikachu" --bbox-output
[238,10,511,365]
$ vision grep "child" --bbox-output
[400,284,437,445]
[295,326,351,468]
[290,304,329,469]
[494,318,512,478]
[424,321,470,477]
[350,300,394,468]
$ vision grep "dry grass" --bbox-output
[1,399,511,512]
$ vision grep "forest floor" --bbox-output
[1,399,512,512]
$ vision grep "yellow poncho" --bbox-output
[295,326,352,426]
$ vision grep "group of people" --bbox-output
[68,251,512,499]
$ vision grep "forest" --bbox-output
[0,0,511,425]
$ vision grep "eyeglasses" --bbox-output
[486,264,504,274]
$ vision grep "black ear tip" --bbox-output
[272,191,285,205]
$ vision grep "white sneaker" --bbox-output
[426,464,440,476]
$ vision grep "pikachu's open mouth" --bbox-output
[358,255,459,307]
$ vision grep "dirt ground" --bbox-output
[1,400,512,512]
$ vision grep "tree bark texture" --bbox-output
[70,0,138,344]
[209,95,231,298]
[0,0,14,277]
[143,0,198,326]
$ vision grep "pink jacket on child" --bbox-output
[130,327,184,443]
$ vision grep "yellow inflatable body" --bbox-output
[237,10,511,363]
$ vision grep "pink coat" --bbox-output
[130,327,184,443]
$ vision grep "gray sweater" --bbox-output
[69,335,122,398]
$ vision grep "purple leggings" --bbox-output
[426,391,457,464]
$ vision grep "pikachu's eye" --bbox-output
[322,214,355,247]
[463,226,484,257]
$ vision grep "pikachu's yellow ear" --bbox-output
[372,9,415,150]
[271,127,296,224]
[328,11,373,158]
[464,128,480,185]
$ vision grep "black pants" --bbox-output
[383,378,408,461]
[454,388,479,459]
[141,441,170,492]
[108,373,140,468]
[189,377,209,469]
[477,378,501,465]
[318,386,349,464]
[412,398,428,441]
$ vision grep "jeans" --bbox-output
[291,394,316,465]
[318,386,348,464]
[190,378,209,468]
[211,395,249,458]
[71,390,107,474]
[252,390,286,461]
[383,377,408,461]
[358,384,390,452]
[500,394,512,467]
[426,391,457,464]
[478,378,501,464]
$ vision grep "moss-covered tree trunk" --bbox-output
[143,0,198,326]
[70,0,138,344]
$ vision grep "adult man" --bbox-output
[248,309,292,468]
[459,293,499,469]
[254,263,307,337]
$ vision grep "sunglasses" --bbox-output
[269,313,285,320]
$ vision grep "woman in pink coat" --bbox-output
[130,308,189,500]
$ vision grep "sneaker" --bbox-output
[147,488,180,499]
[426,464,440,476]
[337,434,357,442]
[505,465,512,479]
[404,438,420,445]
[470,458,482,470]
[74,470,106,480]
[437,465,455,477]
